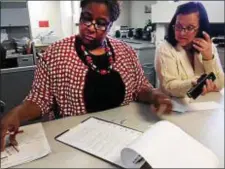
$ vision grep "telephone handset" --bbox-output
[192,30,204,53]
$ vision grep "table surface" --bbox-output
[16,90,224,168]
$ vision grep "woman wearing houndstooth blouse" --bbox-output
[1,0,172,151]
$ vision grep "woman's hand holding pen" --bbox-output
[1,101,41,152]
[1,110,20,152]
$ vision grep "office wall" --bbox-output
[152,1,224,23]
[202,1,224,23]
[28,1,63,39]
[130,1,157,28]
[72,1,81,35]
[109,1,131,36]
[60,1,73,38]
[28,1,131,38]
[71,1,131,36]
[152,1,224,45]
[151,1,181,23]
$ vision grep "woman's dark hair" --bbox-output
[80,0,121,22]
[166,1,211,47]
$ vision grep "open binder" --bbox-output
[55,117,219,168]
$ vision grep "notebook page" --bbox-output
[1,123,51,168]
[56,117,142,168]
[121,120,219,168]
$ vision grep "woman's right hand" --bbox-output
[1,101,42,152]
[1,110,20,152]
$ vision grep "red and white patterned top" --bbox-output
[25,35,152,119]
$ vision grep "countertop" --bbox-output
[1,65,36,74]
[34,38,155,50]
[15,91,224,168]
[115,38,156,50]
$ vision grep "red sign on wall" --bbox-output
[39,21,49,28]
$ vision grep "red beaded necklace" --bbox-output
[81,40,114,75]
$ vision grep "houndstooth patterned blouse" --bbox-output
[25,35,152,120]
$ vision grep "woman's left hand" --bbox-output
[202,79,219,95]
[193,31,213,60]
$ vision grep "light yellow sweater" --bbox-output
[155,41,224,97]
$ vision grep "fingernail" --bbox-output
[202,31,206,34]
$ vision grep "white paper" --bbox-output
[172,99,221,113]
[171,99,188,113]
[121,120,219,168]
[56,117,142,168]
[0,123,51,168]
[186,101,221,112]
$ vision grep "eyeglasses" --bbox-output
[80,14,110,31]
[173,24,199,34]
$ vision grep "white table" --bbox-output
[16,91,224,168]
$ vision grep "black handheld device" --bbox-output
[187,72,216,99]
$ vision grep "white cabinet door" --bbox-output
[1,8,30,27]
[217,47,224,70]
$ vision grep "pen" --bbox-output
[9,143,19,153]
[133,155,144,164]
[4,130,23,153]
[0,156,7,160]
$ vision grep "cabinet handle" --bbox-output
[0,100,6,113]
[22,58,29,61]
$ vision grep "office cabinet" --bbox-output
[135,48,155,65]
[17,54,34,67]
[1,8,30,27]
[135,48,156,87]
[0,66,35,114]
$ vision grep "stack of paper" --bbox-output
[0,123,51,168]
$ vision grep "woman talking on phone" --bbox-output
[155,2,224,97]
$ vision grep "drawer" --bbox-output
[17,56,34,67]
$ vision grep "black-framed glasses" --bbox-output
[80,15,110,31]
[173,24,199,34]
